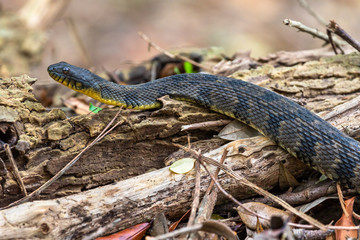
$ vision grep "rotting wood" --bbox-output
[0,75,227,207]
[0,135,308,239]
[0,50,360,238]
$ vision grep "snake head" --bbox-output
[47,61,102,94]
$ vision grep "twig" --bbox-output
[352,211,360,221]
[147,224,203,240]
[4,144,27,196]
[194,188,218,224]
[0,157,8,175]
[187,133,191,149]
[327,28,340,55]
[296,0,327,26]
[172,143,360,231]
[199,158,265,220]
[323,94,360,121]
[187,154,201,227]
[181,120,231,131]
[196,148,360,231]
[148,220,236,240]
[283,19,346,47]
[336,183,348,217]
[171,143,327,231]
[138,31,214,73]
[327,20,360,52]
[188,152,228,239]
[2,109,124,209]
[205,149,228,195]
[292,229,333,239]
[240,180,336,207]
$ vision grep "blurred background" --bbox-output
[1,0,359,95]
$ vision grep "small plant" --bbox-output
[183,61,194,73]
[89,102,102,113]
[174,61,196,74]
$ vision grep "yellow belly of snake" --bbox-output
[48,61,360,192]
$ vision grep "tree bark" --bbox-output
[0,49,360,238]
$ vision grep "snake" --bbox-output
[48,61,360,192]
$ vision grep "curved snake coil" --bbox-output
[48,61,360,192]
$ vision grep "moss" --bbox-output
[46,121,73,141]
[29,108,66,126]
[59,132,89,151]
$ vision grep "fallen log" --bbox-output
[0,50,360,238]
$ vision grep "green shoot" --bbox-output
[89,103,102,113]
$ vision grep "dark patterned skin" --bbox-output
[48,61,360,191]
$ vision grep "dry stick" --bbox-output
[196,149,360,231]
[188,152,228,240]
[245,180,336,207]
[296,0,327,26]
[336,183,348,217]
[327,20,360,52]
[187,155,201,227]
[205,149,228,195]
[187,133,191,149]
[0,157,8,175]
[150,220,236,240]
[199,158,267,220]
[352,211,360,221]
[2,109,123,209]
[323,95,360,121]
[172,143,327,231]
[283,19,346,48]
[4,144,27,196]
[181,120,231,131]
[138,31,214,73]
[147,224,203,240]
[327,28,339,55]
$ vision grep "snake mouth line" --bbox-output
[48,72,82,90]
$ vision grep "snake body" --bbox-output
[48,61,360,191]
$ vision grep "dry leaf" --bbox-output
[256,217,264,233]
[335,197,357,240]
[96,222,150,240]
[236,202,290,230]
[64,97,91,114]
[278,161,300,190]
[218,120,261,140]
[168,209,191,232]
[298,196,338,214]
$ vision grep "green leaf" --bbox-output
[89,103,102,113]
[173,66,181,74]
[183,61,194,73]
[169,158,196,174]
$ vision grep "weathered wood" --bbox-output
[0,75,228,206]
[0,135,308,239]
[0,50,360,238]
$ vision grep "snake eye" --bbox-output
[62,67,70,74]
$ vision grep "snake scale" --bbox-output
[48,61,360,192]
